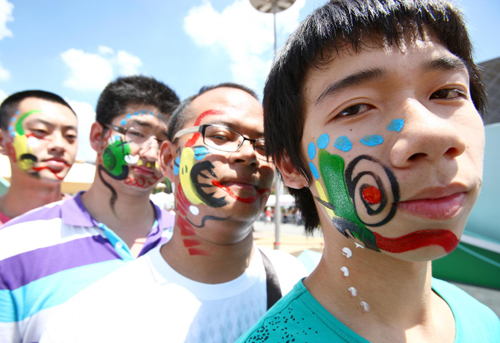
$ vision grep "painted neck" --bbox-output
[161,213,255,284]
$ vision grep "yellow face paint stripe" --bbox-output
[315,180,335,219]
[179,148,203,205]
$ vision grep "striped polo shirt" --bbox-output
[0,192,174,343]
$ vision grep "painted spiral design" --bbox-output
[344,155,399,227]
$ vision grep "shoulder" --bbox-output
[236,280,322,343]
[1,200,65,229]
[432,278,500,340]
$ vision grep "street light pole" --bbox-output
[249,0,297,249]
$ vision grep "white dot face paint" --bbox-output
[27,136,40,148]
[348,287,357,297]
[360,301,370,313]
[354,242,365,249]
[342,247,353,258]
[340,266,350,277]
[189,206,199,215]
[124,154,139,165]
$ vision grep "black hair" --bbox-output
[0,90,75,130]
[96,75,180,126]
[263,0,487,233]
[167,82,259,141]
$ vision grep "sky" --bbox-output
[0,0,499,162]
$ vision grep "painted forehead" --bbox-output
[117,109,168,127]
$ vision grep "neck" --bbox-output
[81,172,156,248]
[304,230,454,342]
[0,175,62,219]
[161,214,255,284]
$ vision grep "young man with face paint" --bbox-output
[0,76,180,343]
[38,83,307,343]
[0,90,78,225]
[238,1,500,342]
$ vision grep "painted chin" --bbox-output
[373,229,460,254]
[397,193,467,220]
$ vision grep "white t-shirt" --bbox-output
[40,243,308,343]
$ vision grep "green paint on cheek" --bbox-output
[103,140,131,178]
[317,149,379,251]
[318,150,363,227]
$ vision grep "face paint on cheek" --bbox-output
[102,136,131,180]
[8,110,45,174]
[360,135,384,147]
[387,119,404,132]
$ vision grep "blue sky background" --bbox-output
[0,0,498,162]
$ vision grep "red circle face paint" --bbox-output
[362,186,382,204]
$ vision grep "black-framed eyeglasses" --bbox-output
[105,124,164,149]
[173,124,271,162]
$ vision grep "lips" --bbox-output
[212,180,270,204]
[397,192,466,220]
[40,158,71,171]
[131,166,155,176]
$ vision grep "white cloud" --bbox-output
[0,61,10,81]
[98,45,114,55]
[0,0,13,41]
[61,47,143,92]
[61,49,113,92]
[183,0,305,90]
[68,100,97,163]
[115,50,143,76]
[0,88,7,103]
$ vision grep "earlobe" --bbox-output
[276,154,308,190]
[159,140,177,180]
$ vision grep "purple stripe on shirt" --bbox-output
[0,235,121,290]
[1,203,63,229]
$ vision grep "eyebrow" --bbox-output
[314,68,385,106]
[27,118,77,131]
[422,56,467,73]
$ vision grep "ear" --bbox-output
[276,153,308,190]
[89,122,105,152]
[159,140,177,180]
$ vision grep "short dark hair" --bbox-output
[263,0,487,233]
[167,82,259,141]
[96,75,180,126]
[0,90,75,130]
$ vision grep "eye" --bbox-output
[206,128,234,141]
[430,88,467,100]
[338,104,373,117]
[31,129,48,138]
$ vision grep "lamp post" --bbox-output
[249,0,297,249]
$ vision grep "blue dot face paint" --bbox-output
[360,135,384,147]
[309,161,320,179]
[193,146,210,161]
[174,156,181,175]
[334,136,352,152]
[317,134,329,149]
[120,119,127,126]
[387,119,404,132]
[308,142,316,160]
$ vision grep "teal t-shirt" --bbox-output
[236,278,500,342]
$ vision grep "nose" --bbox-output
[389,99,467,168]
[138,138,160,161]
[46,131,66,154]
[228,139,258,166]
